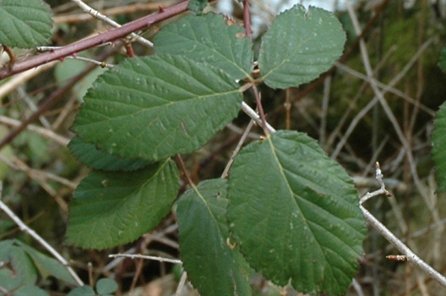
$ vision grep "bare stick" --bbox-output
[221,120,255,178]
[54,2,177,24]
[0,182,83,286]
[346,1,430,202]
[108,253,182,265]
[331,37,434,159]
[175,272,188,296]
[0,154,76,190]
[0,62,57,100]
[361,206,446,287]
[67,55,114,68]
[175,154,194,186]
[335,62,434,117]
[0,1,188,79]
[252,85,269,135]
[70,0,153,48]
[0,115,69,146]
[242,0,252,38]
[360,165,446,287]
[241,101,276,133]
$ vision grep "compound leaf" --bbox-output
[432,102,446,191]
[177,179,251,296]
[0,0,53,48]
[66,159,179,249]
[68,137,151,172]
[227,130,366,295]
[258,5,346,89]
[74,55,242,161]
[154,14,253,80]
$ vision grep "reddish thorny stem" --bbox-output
[0,1,189,149]
[0,1,189,80]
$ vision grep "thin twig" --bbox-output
[0,182,83,286]
[175,155,194,186]
[331,37,434,159]
[0,1,188,79]
[360,165,446,287]
[252,85,269,135]
[0,155,76,190]
[67,55,114,68]
[0,62,57,101]
[352,279,365,296]
[175,272,188,296]
[242,0,252,38]
[70,0,153,48]
[221,120,255,178]
[361,206,446,287]
[0,115,69,146]
[326,45,397,150]
[17,87,51,128]
[104,224,178,272]
[54,2,176,24]
[226,123,261,139]
[346,1,436,217]
[335,62,435,117]
[108,253,182,265]
[241,101,276,133]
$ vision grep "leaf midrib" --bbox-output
[80,82,240,128]
[266,136,335,278]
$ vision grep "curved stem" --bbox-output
[0,1,188,80]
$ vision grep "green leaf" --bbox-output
[66,159,179,249]
[67,286,96,296]
[13,285,48,296]
[18,241,78,286]
[227,130,366,295]
[154,14,253,80]
[258,5,346,89]
[68,137,151,172]
[438,47,446,73]
[187,0,208,15]
[177,179,251,296]
[0,0,53,48]
[73,55,243,161]
[0,240,77,289]
[0,240,37,291]
[432,102,446,191]
[95,278,118,295]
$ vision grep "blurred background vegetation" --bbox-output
[1,0,446,295]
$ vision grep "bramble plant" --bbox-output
[1,0,446,295]
[67,4,366,296]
